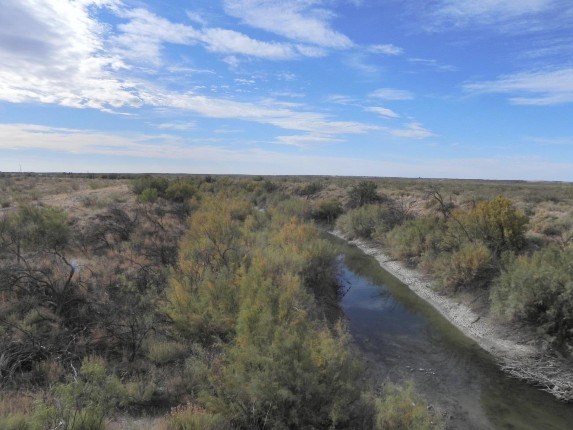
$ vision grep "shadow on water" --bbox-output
[327,233,573,430]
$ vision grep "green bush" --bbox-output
[491,246,573,348]
[297,181,324,197]
[166,179,196,202]
[131,175,169,196]
[0,415,31,430]
[271,197,313,221]
[312,199,343,224]
[168,404,231,430]
[385,217,444,261]
[7,206,71,252]
[139,187,158,203]
[450,196,528,256]
[336,205,399,239]
[348,180,381,208]
[33,356,127,430]
[430,241,492,291]
[372,382,443,430]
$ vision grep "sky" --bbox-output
[1,0,573,180]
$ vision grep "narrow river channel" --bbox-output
[329,234,573,430]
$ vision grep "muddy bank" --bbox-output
[331,230,573,402]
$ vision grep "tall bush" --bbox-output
[491,246,573,348]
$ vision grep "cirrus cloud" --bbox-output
[464,67,573,105]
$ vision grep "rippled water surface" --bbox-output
[330,234,573,430]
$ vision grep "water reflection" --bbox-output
[330,234,573,430]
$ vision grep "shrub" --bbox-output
[0,414,31,430]
[372,382,443,430]
[139,187,158,204]
[336,205,399,239]
[431,241,492,291]
[131,175,169,196]
[297,181,324,197]
[146,340,188,365]
[33,356,127,430]
[168,404,232,430]
[451,196,528,256]
[385,217,444,261]
[348,180,381,208]
[491,246,573,348]
[165,180,196,203]
[271,198,313,222]
[312,199,343,224]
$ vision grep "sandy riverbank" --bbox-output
[331,230,573,402]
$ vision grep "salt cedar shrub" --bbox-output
[431,241,492,292]
[312,199,344,224]
[347,180,382,208]
[167,195,441,429]
[385,216,444,261]
[131,175,169,197]
[491,245,573,349]
[336,204,401,240]
[373,382,442,430]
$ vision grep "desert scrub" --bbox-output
[271,197,313,221]
[336,204,400,239]
[33,356,127,430]
[385,217,444,261]
[429,241,492,292]
[372,382,443,430]
[312,199,343,224]
[146,339,188,365]
[491,246,573,350]
[168,404,231,430]
[347,180,382,208]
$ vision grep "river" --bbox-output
[330,234,573,429]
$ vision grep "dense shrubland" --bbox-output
[2,172,571,424]
[0,174,441,429]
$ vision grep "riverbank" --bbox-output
[331,230,573,402]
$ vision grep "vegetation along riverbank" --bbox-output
[0,173,444,429]
[1,172,572,429]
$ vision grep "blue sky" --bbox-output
[1,0,572,180]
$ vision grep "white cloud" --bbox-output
[276,134,343,147]
[365,107,400,119]
[140,91,377,136]
[408,58,457,72]
[437,0,552,19]
[388,122,433,138]
[156,122,196,131]
[368,44,403,56]
[222,0,353,49]
[529,136,573,145]
[0,2,378,139]
[0,0,139,110]
[424,0,571,31]
[111,8,198,64]
[327,95,356,105]
[186,11,207,26]
[369,88,414,100]
[464,68,573,105]
[199,27,297,59]
[112,8,300,63]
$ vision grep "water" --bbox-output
[330,234,573,429]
